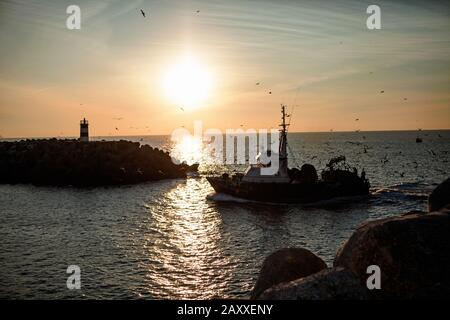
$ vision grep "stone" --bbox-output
[258,267,369,300]
[0,139,198,186]
[428,177,450,212]
[251,247,327,299]
[334,211,450,299]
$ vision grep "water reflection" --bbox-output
[170,134,204,166]
[142,178,237,299]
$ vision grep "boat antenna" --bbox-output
[287,105,295,133]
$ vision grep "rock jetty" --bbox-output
[0,139,198,187]
[252,177,450,300]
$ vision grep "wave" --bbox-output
[206,192,279,204]
[371,182,431,204]
[207,192,370,207]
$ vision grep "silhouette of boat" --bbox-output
[207,105,370,203]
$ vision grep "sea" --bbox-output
[0,130,449,299]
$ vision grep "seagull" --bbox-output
[140,9,146,18]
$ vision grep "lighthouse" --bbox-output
[80,118,89,142]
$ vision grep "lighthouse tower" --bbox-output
[80,118,89,142]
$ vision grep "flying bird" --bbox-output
[380,90,385,93]
[268,91,272,94]
[355,118,359,121]
[113,117,123,120]
[115,127,119,131]
[196,10,200,14]
[140,9,146,17]
[256,82,260,85]
[179,107,184,111]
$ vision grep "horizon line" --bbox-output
[2,128,450,140]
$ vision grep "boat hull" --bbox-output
[206,176,369,204]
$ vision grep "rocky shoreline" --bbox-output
[0,139,198,187]
[251,177,450,299]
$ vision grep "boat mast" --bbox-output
[279,105,289,176]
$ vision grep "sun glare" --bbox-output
[163,56,212,111]
[171,134,204,165]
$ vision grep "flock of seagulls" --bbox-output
[253,81,272,95]
[75,5,436,163]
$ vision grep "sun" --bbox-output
[163,56,212,111]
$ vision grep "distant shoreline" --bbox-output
[1,129,449,141]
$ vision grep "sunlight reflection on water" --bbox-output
[142,178,236,299]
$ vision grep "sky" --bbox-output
[0,0,449,138]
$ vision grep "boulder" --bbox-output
[334,210,450,299]
[258,267,369,300]
[0,139,198,186]
[428,177,450,212]
[251,247,327,299]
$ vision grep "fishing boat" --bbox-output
[206,105,370,203]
